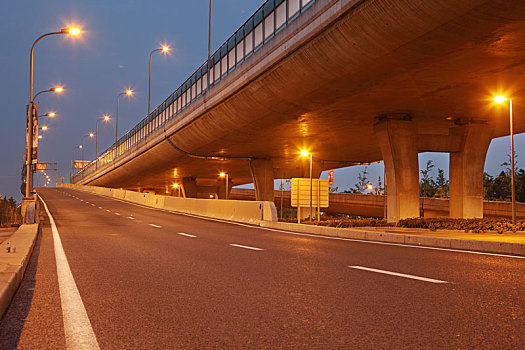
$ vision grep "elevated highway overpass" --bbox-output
[72,0,525,221]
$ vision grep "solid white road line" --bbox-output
[39,196,100,349]
[127,216,135,220]
[177,232,196,238]
[348,266,448,284]
[230,244,264,251]
[69,189,525,259]
[149,224,162,228]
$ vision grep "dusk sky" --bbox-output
[0,0,523,200]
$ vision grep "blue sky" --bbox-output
[0,0,523,200]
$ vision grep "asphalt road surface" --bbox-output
[1,188,524,349]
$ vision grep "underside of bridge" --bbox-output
[77,0,525,221]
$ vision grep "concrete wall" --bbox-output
[60,184,277,225]
[230,188,525,219]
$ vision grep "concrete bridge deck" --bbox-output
[72,0,525,221]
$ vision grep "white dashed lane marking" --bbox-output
[177,232,196,238]
[348,266,448,284]
[230,244,264,251]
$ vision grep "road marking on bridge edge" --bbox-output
[177,232,196,238]
[230,244,264,251]
[39,196,100,350]
[348,266,448,284]
[74,189,525,260]
[149,224,162,228]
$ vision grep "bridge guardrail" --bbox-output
[72,0,316,183]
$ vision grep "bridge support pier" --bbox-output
[182,177,198,198]
[449,123,492,218]
[218,179,233,199]
[374,119,420,222]
[249,159,275,201]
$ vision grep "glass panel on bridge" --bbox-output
[254,23,263,48]
[236,41,244,64]
[221,56,228,77]
[228,49,235,70]
[289,0,300,17]
[245,32,253,54]
[264,12,274,40]
[276,2,286,29]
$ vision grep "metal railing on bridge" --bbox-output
[73,0,316,183]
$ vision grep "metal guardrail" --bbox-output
[73,0,316,183]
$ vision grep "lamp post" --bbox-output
[494,96,516,224]
[115,90,133,157]
[301,150,313,220]
[219,172,229,199]
[148,46,170,117]
[26,28,79,198]
[73,145,82,163]
[71,145,82,179]
[96,115,110,160]
[207,0,213,88]
[82,132,94,165]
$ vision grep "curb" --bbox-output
[0,224,40,319]
[260,221,525,256]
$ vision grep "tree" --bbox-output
[0,197,22,227]
[345,166,369,194]
[419,160,436,197]
[434,168,449,198]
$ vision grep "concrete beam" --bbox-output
[374,119,420,222]
[449,123,493,218]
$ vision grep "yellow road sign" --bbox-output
[291,178,329,208]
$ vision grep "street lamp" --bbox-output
[300,150,313,220]
[26,27,80,198]
[148,45,170,116]
[33,86,63,101]
[81,132,94,165]
[172,183,181,197]
[39,125,48,131]
[219,172,229,200]
[96,115,110,160]
[38,112,56,119]
[115,89,133,157]
[207,0,213,89]
[494,95,516,224]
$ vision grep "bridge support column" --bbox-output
[374,119,420,222]
[249,159,275,201]
[449,123,492,218]
[182,177,198,198]
[218,179,233,199]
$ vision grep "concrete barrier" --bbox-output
[0,224,39,319]
[59,183,277,224]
